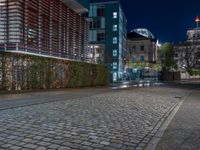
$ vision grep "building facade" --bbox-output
[88,1,127,82]
[174,28,200,70]
[127,29,158,63]
[0,0,89,61]
[187,28,200,42]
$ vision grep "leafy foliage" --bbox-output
[0,52,109,91]
[95,65,109,86]
[158,43,177,71]
[188,69,200,76]
[127,62,162,71]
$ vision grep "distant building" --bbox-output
[174,28,200,70]
[88,1,127,82]
[187,28,200,42]
[127,28,158,63]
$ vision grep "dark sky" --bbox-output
[90,0,200,43]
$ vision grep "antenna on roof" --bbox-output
[195,15,200,28]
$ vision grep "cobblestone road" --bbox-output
[0,87,188,150]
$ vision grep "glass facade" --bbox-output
[88,1,127,82]
[0,0,89,62]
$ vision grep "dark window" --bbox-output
[93,20,101,28]
[141,45,144,51]
[89,22,93,28]
[97,8,105,17]
[97,33,105,41]
[132,46,136,51]
[140,56,145,61]
[89,19,101,29]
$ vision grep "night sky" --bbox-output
[90,0,200,43]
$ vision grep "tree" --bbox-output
[158,43,176,71]
[181,41,200,71]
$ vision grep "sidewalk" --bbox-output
[155,90,200,150]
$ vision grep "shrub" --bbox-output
[0,52,109,91]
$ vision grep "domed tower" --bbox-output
[187,16,200,42]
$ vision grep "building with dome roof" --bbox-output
[127,29,158,63]
[133,28,155,39]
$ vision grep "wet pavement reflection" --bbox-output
[111,80,162,90]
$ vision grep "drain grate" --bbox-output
[174,96,182,99]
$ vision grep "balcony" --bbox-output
[62,0,88,13]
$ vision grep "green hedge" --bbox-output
[188,69,200,76]
[127,62,162,71]
[0,52,109,91]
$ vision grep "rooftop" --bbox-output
[62,0,88,13]
[128,29,156,42]
[188,28,200,31]
[90,0,120,5]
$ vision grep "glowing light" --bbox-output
[156,40,161,47]
[195,16,200,22]
[94,46,99,48]
[0,3,5,6]
[195,16,200,28]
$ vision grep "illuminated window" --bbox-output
[113,25,118,31]
[113,49,117,56]
[113,62,117,70]
[113,37,117,44]
[113,12,118,19]
[113,72,117,82]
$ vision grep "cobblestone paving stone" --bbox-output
[0,87,188,150]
